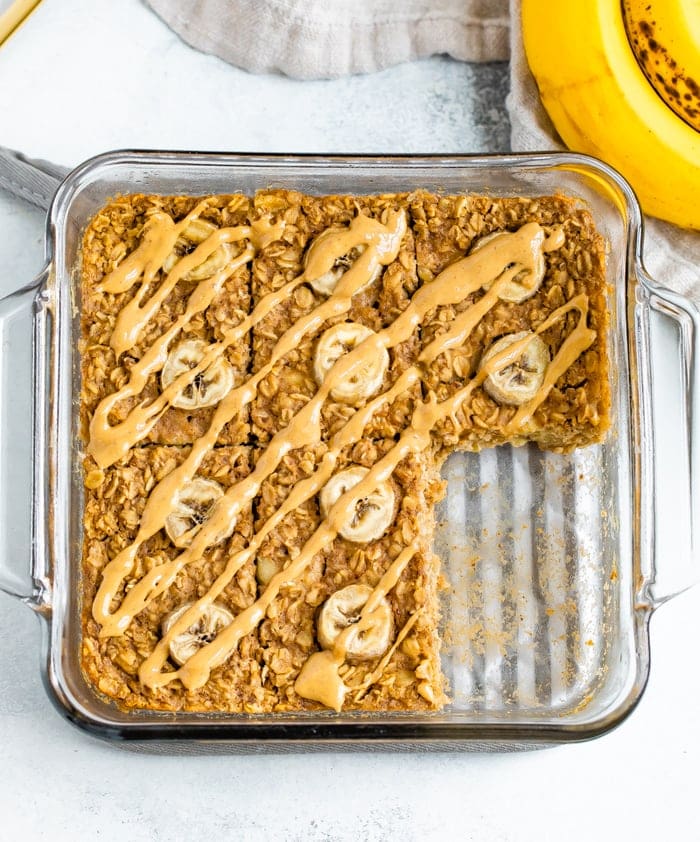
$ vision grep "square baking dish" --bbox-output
[1,151,698,747]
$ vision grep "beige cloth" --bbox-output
[507,0,700,302]
[144,0,510,80]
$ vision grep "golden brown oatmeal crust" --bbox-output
[410,192,610,455]
[80,194,251,446]
[250,190,420,443]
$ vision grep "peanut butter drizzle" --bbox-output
[97,369,419,637]
[507,293,594,430]
[103,209,285,355]
[140,366,503,692]
[100,200,210,352]
[109,228,241,358]
[146,428,420,691]
[92,213,409,629]
[94,217,531,630]
[88,216,285,467]
[304,210,408,280]
[294,542,421,710]
[88,211,404,468]
[87,208,596,708]
[418,225,564,365]
[131,374,422,684]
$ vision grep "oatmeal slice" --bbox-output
[252,439,446,712]
[80,445,273,713]
[249,190,421,443]
[80,194,252,450]
[410,192,611,454]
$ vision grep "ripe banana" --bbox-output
[522,0,700,229]
[164,477,231,548]
[161,338,234,409]
[623,0,700,132]
[319,466,395,543]
[163,218,235,281]
[162,602,234,666]
[305,235,380,296]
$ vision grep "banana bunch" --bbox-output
[522,0,700,230]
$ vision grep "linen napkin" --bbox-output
[507,0,700,302]
[143,0,510,80]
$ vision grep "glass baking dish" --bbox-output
[1,151,698,747]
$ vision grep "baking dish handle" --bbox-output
[0,266,51,610]
[639,270,700,606]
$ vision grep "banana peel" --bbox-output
[623,0,700,132]
[522,0,700,230]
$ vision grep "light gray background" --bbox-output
[0,2,699,840]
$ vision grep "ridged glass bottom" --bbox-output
[437,443,616,718]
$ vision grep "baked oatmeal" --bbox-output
[410,192,610,454]
[79,188,611,715]
[82,445,257,709]
[250,190,421,443]
[81,194,253,451]
[252,441,444,711]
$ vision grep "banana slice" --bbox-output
[480,331,550,406]
[164,477,233,548]
[320,466,395,543]
[161,338,234,409]
[162,602,234,666]
[313,322,389,404]
[317,583,394,661]
[255,555,281,587]
[471,230,546,302]
[305,231,382,296]
[163,218,235,281]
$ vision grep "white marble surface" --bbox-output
[1,2,699,840]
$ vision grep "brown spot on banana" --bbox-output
[622,0,700,132]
